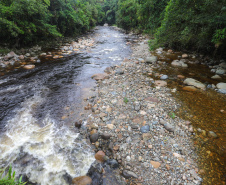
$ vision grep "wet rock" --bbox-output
[145,56,157,64]
[171,60,188,68]
[216,82,226,90]
[160,75,168,80]
[5,51,18,60]
[163,123,175,132]
[91,73,109,81]
[182,86,197,92]
[177,75,185,79]
[115,69,124,75]
[140,125,150,133]
[184,78,205,89]
[182,54,188,58]
[208,131,218,138]
[218,89,226,94]
[216,69,225,75]
[104,67,112,74]
[211,75,221,79]
[72,176,92,185]
[101,133,112,140]
[107,159,119,169]
[122,170,138,179]
[95,151,106,162]
[150,161,161,168]
[90,133,99,143]
[155,80,167,87]
[23,65,35,70]
[134,101,141,111]
[25,53,31,57]
[19,55,25,60]
[75,120,82,128]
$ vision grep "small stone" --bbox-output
[19,55,24,60]
[208,131,218,138]
[178,157,185,162]
[107,159,119,169]
[140,125,150,133]
[23,65,35,70]
[160,75,168,80]
[211,75,221,79]
[75,120,82,128]
[166,164,170,170]
[90,133,99,143]
[95,151,106,162]
[164,123,174,132]
[182,86,197,92]
[142,133,152,140]
[113,145,119,151]
[140,110,147,115]
[145,56,158,64]
[177,75,185,79]
[72,176,92,185]
[107,124,114,130]
[150,161,161,168]
[155,80,167,87]
[101,133,112,140]
[122,170,138,179]
[148,145,153,149]
[216,69,225,75]
[173,153,182,158]
[182,54,188,58]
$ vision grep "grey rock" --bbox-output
[107,159,119,169]
[122,170,138,179]
[208,131,218,138]
[184,78,205,89]
[101,133,112,140]
[216,69,225,75]
[115,69,124,75]
[211,75,221,79]
[216,82,226,90]
[145,56,158,64]
[160,75,168,80]
[134,102,141,111]
[90,133,99,143]
[164,123,175,132]
[218,89,226,94]
[140,125,150,133]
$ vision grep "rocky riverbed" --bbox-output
[77,36,214,185]
[1,26,225,185]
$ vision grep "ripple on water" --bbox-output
[0,95,95,185]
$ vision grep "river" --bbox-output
[0,26,131,184]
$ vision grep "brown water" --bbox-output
[152,50,226,184]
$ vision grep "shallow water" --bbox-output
[0,26,131,184]
[152,50,226,184]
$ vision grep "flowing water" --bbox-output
[0,26,131,184]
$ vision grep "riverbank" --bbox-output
[82,35,205,185]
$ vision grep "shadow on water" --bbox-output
[152,50,226,184]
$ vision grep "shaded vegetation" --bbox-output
[0,0,103,47]
[0,0,225,56]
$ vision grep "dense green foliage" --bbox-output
[115,0,226,56]
[0,166,26,185]
[0,0,225,55]
[154,0,226,54]
[0,0,102,46]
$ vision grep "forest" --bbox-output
[0,0,226,56]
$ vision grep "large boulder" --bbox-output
[183,78,205,89]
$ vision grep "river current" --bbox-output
[0,26,131,184]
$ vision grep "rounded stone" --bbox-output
[72,176,92,185]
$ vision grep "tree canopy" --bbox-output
[0,0,225,56]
